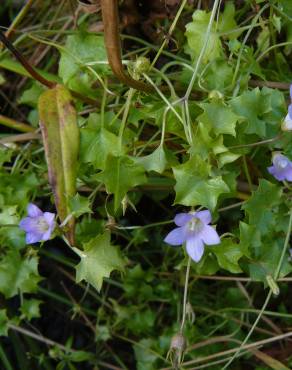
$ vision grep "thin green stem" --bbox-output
[143,74,184,123]
[180,331,292,367]
[4,0,34,39]
[256,41,292,63]
[231,3,270,91]
[100,78,108,128]
[150,0,188,69]
[183,100,193,145]
[180,257,191,332]
[274,209,292,279]
[242,156,253,191]
[0,31,55,88]
[159,109,168,148]
[153,67,177,99]
[118,88,134,151]
[0,114,35,133]
[184,0,221,99]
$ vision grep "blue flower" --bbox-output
[282,84,292,131]
[19,203,55,244]
[164,210,220,262]
[268,153,292,181]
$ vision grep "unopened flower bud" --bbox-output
[170,332,186,351]
[134,57,150,76]
[121,196,128,216]
[167,332,186,369]
[208,90,223,101]
[186,302,195,324]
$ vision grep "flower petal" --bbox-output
[186,237,204,262]
[288,104,292,120]
[281,165,292,181]
[26,232,43,244]
[43,212,55,227]
[27,203,43,217]
[42,229,52,241]
[200,225,220,245]
[268,165,286,181]
[19,217,37,232]
[174,213,193,226]
[164,226,187,245]
[195,210,211,225]
[282,113,292,131]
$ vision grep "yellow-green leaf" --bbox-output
[38,84,79,241]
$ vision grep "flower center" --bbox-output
[188,217,203,234]
[276,158,288,169]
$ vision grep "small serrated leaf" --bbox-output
[212,239,248,273]
[134,145,176,174]
[96,155,146,212]
[74,231,125,292]
[20,299,42,320]
[242,179,282,234]
[173,156,229,210]
[199,101,239,136]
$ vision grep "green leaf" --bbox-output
[239,222,261,258]
[80,127,122,170]
[0,146,13,167]
[230,88,272,137]
[135,145,175,174]
[173,156,229,210]
[0,206,25,249]
[20,299,42,320]
[0,206,18,225]
[18,82,45,107]
[256,26,270,54]
[59,32,108,96]
[69,193,92,217]
[133,338,158,370]
[248,238,292,282]
[0,172,39,210]
[66,351,94,363]
[75,231,125,292]
[95,325,111,342]
[199,101,239,136]
[242,180,282,234]
[219,2,240,39]
[185,10,222,62]
[97,155,146,212]
[38,84,79,241]
[192,253,220,275]
[0,73,5,85]
[201,58,233,92]
[0,250,41,298]
[212,239,248,273]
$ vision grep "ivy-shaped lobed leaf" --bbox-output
[96,155,147,212]
[74,231,125,292]
[173,155,229,211]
